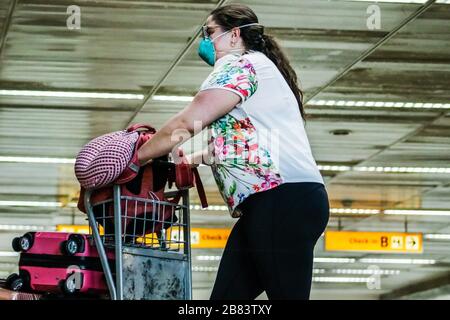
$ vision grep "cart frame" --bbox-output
[84,185,192,300]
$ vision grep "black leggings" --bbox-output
[210,182,330,300]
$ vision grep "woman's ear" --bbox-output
[229,28,239,47]
[232,27,241,39]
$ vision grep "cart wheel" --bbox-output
[61,235,85,256]
[19,233,34,252]
[62,239,78,256]
[6,273,24,292]
[11,237,22,252]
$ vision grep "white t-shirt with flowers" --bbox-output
[199,49,324,218]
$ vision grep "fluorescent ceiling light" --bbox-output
[313,277,370,283]
[330,208,380,214]
[314,257,356,263]
[319,165,450,174]
[3,200,448,219]
[192,266,219,272]
[355,166,450,173]
[0,201,62,207]
[0,90,144,100]
[359,258,436,264]
[0,156,75,164]
[196,255,222,261]
[332,269,401,275]
[194,205,228,211]
[0,224,53,231]
[318,165,352,171]
[313,269,327,274]
[330,209,450,217]
[152,95,194,102]
[4,157,450,176]
[308,99,450,109]
[0,251,19,257]
[384,210,450,216]
[424,234,450,240]
[190,267,401,276]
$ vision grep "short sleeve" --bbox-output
[200,56,258,106]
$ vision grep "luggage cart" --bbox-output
[84,185,192,300]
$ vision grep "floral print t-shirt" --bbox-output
[199,50,284,218]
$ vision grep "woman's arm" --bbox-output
[137,88,241,166]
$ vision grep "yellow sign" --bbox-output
[137,228,230,249]
[57,225,230,249]
[325,231,423,254]
[190,228,230,249]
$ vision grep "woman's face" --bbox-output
[204,16,238,61]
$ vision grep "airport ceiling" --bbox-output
[0,0,449,299]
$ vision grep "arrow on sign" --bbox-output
[405,236,419,250]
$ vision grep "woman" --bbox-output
[137,4,330,300]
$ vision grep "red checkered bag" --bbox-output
[75,124,207,235]
[75,124,156,189]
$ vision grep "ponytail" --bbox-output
[259,34,306,124]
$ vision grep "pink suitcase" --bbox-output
[6,232,114,296]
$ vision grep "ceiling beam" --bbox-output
[324,111,449,187]
[323,111,448,228]
[380,271,450,300]
[315,0,443,187]
[124,0,229,127]
[304,0,437,103]
[0,0,17,59]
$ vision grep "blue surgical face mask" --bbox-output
[198,23,261,66]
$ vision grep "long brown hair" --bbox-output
[210,3,306,123]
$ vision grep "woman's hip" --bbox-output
[239,182,330,236]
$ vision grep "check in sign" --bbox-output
[57,225,230,249]
[170,228,230,249]
[325,231,423,254]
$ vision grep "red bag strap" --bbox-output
[172,148,208,208]
[136,164,154,197]
[166,159,208,208]
[192,167,208,208]
[127,123,156,134]
[166,169,207,209]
